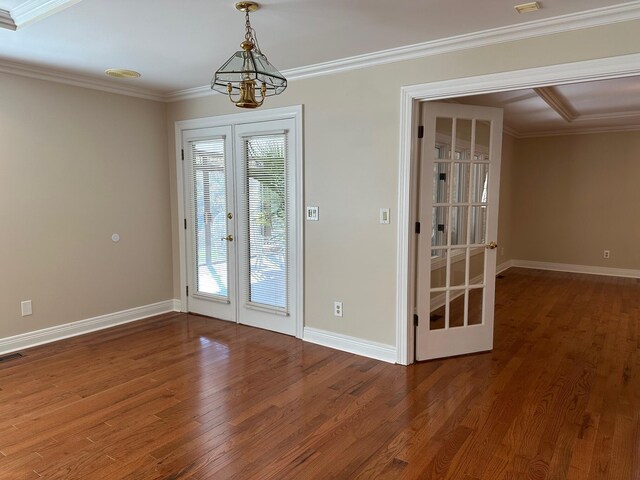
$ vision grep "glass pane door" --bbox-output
[183,126,236,322]
[191,138,229,299]
[244,134,288,311]
[181,115,300,337]
[235,119,297,336]
[416,102,503,361]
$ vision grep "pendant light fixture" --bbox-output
[211,2,287,109]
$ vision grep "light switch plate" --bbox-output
[379,208,390,224]
[306,206,319,221]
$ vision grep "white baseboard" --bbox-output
[303,327,397,364]
[510,259,640,279]
[172,299,184,312]
[497,259,514,274]
[0,299,180,356]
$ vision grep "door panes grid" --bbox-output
[242,133,289,313]
[430,117,490,330]
[189,138,229,299]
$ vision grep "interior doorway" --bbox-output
[396,53,640,365]
[414,102,504,361]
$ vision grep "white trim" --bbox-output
[303,327,396,364]
[533,87,577,122]
[165,85,215,102]
[0,2,638,102]
[165,2,640,102]
[395,90,417,365]
[396,52,640,365]
[510,124,640,138]
[496,260,513,274]
[0,59,166,102]
[11,0,83,28]
[174,123,188,312]
[175,105,305,338]
[511,259,640,279]
[172,299,183,312]
[0,9,16,30]
[0,300,178,356]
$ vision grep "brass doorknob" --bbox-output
[221,235,234,242]
[486,241,498,249]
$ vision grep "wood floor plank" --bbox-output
[0,268,638,479]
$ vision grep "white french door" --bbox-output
[415,102,503,361]
[182,116,298,337]
[184,126,236,322]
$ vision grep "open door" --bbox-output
[415,102,503,361]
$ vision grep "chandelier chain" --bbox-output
[244,10,255,44]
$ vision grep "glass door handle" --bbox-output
[221,235,234,242]
[485,241,498,249]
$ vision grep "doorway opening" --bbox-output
[397,53,640,365]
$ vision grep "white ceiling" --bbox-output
[0,0,638,98]
[454,77,640,136]
[0,0,640,133]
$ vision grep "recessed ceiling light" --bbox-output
[514,2,541,14]
[105,69,141,79]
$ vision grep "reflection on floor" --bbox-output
[1,268,638,479]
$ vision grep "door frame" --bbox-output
[175,105,305,338]
[396,53,640,365]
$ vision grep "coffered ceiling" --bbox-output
[454,77,640,136]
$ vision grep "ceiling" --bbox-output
[454,77,640,136]
[0,0,639,100]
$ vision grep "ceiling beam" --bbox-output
[533,86,578,123]
[11,0,83,29]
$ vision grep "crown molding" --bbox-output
[0,9,16,30]
[576,109,640,122]
[164,84,214,102]
[166,1,640,102]
[1,1,640,103]
[11,0,83,28]
[0,59,166,101]
[515,124,640,138]
[503,125,521,138]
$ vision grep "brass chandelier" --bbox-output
[211,2,287,108]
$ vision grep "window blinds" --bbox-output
[190,138,229,298]
[241,133,289,312]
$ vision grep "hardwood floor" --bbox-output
[0,268,638,479]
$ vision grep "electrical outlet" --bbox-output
[21,300,32,316]
[603,250,610,259]
[334,301,343,317]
